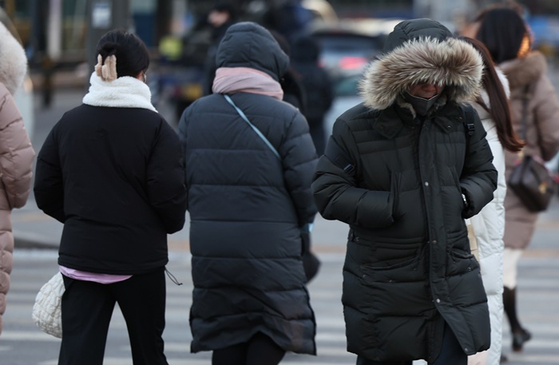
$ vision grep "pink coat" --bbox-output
[0,83,35,334]
[501,52,559,249]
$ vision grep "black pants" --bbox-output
[356,322,467,365]
[58,268,168,365]
[212,332,286,365]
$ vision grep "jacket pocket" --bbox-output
[447,246,479,276]
[360,255,420,284]
[390,172,403,220]
[448,166,465,205]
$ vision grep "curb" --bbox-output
[14,234,59,250]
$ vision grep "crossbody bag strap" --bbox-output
[517,84,531,159]
[520,84,530,140]
[223,94,281,160]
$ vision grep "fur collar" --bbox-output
[499,52,546,90]
[359,37,482,111]
[83,72,157,112]
[0,22,27,95]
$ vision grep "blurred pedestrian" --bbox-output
[474,6,559,355]
[34,29,188,365]
[202,1,238,95]
[312,19,497,365]
[178,22,317,365]
[291,35,334,155]
[269,29,307,114]
[270,29,322,282]
[458,36,525,365]
[262,0,313,45]
[0,21,35,336]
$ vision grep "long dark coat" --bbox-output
[179,22,317,355]
[312,19,497,362]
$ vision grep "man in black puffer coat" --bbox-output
[312,19,497,365]
[179,22,317,364]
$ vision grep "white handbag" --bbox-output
[32,272,64,338]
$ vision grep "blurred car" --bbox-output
[309,18,403,81]
[302,0,338,24]
[318,19,403,137]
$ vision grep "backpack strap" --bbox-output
[462,104,475,138]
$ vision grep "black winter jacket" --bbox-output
[34,78,187,274]
[179,22,317,355]
[312,19,497,362]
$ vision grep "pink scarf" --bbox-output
[212,67,284,100]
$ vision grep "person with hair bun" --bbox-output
[34,29,188,365]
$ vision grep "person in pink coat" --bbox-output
[0,21,36,335]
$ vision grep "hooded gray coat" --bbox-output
[312,19,497,362]
[178,22,317,355]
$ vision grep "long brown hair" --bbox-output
[459,36,525,152]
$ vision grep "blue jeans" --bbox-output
[356,322,467,365]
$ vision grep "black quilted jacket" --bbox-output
[312,19,498,362]
[178,22,318,355]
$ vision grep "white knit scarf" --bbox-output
[83,72,157,112]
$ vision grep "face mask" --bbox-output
[403,91,441,117]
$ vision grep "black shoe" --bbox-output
[512,328,532,352]
[500,354,508,363]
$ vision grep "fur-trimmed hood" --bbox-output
[0,21,27,95]
[359,19,483,111]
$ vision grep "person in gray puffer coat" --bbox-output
[312,19,497,365]
[178,22,317,365]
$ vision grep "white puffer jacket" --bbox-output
[467,69,509,365]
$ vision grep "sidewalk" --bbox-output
[12,195,349,253]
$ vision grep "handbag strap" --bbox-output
[516,84,531,159]
[223,94,281,160]
[520,84,530,140]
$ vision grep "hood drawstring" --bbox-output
[165,268,183,286]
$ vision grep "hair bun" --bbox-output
[100,42,118,57]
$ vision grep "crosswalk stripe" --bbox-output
[1,331,59,342]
